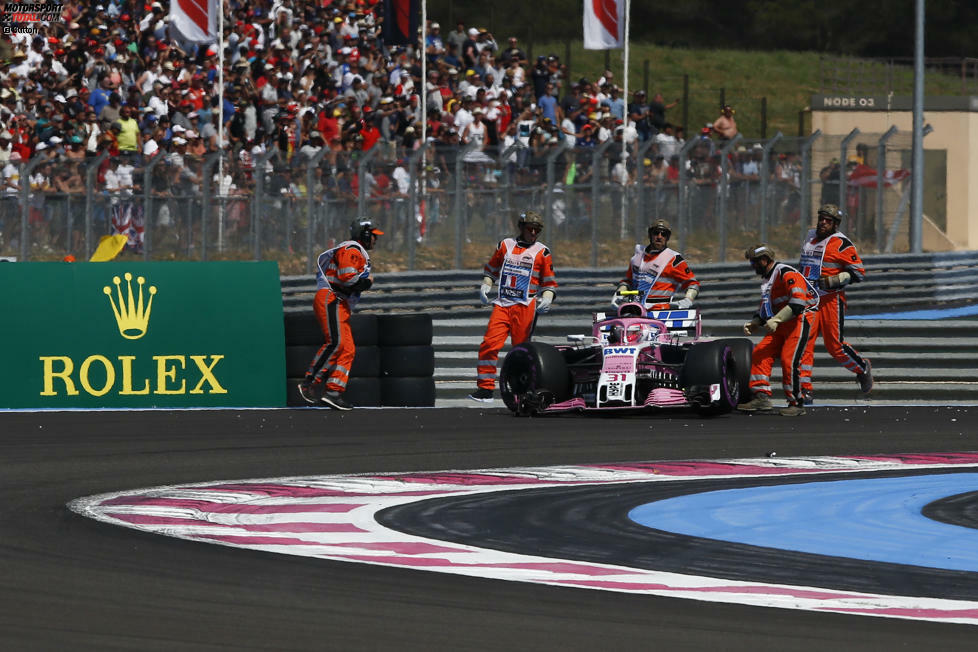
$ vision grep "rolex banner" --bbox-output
[0,262,285,408]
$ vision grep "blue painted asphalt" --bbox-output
[852,304,978,320]
[629,473,978,571]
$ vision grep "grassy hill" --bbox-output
[533,42,967,140]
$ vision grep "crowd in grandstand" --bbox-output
[0,0,828,257]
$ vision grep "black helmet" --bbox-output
[648,219,672,240]
[517,210,544,231]
[745,243,776,262]
[350,218,384,245]
[817,203,845,224]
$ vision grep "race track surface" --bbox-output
[2,406,977,651]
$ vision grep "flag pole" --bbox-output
[621,0,630,237]
[217,0,225,251]
[420,0,427,240]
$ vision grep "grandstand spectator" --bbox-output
[713,105,738,142]
[628,90,653,141]
[648,93,679,133]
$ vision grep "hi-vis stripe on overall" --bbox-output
[749,262,818,404]
[477,238,557,391]
[304,240,371,393]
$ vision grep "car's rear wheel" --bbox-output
[500,342,571,413]
[679,341,739,415]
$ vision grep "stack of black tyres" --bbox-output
[283,312,434,408]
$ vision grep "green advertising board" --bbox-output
[1,262,285,408]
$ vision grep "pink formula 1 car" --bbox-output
[499,297,752,417]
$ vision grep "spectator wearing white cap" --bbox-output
[425,22,444,61]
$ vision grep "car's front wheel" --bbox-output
[500,342,571,413]
[679,341,739,415]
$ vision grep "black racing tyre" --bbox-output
[286,376,381,407]
[679,341,739,415]
[285,345,380,378]
[713,337,752,401]
[378,314,433,346]
[285,344,318,378]
[345,376,382,407]
[380,345,434,377]
[380,376,436,407]
[283,312,379,347]
[283,311,322,346]
[349,314,379,347]
[499,342,571,413]
[350,345,381,378]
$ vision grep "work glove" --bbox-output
[610,284,629,309]
[764,305,796,334]
[351,276,372,293]
[743,318,762,335]
[818,271,851,290]
[536,290,555,314]
[479,276,493,305]
[674,286,698,311]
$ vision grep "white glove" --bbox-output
[764,305,796,333]
[479,276,493,305]
[536,290,555,314]
[675,287,697,310]
[818,271,851,290]
[743,320,761,335]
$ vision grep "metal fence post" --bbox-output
[800,129,822,243]
[200,152,220,261]
[356,146,381,218]
[252,148,279,261]
[676,137,698,253]
[839,128,860,219]
[591,141,613,266]
[759,131,783,243]
[454,143,477,269]
[142,154,165,261]
[496,142,523,231]
[304,148,328,274]
[633,138,656,242]
[545,142,569,241]
[875,126,899,252]
[717,133,743,262]
[406,142,430,270]
[20,156,46,261]
[84,151,110,260]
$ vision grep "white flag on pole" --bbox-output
[170,0,218,44]
[583,0,624,50]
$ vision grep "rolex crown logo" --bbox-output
[103,273,157,340]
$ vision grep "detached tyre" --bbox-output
[499,342,571,413]
[679,341,739,415]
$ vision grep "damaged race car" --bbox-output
[499,292,752,416]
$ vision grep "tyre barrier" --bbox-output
[283,311,434,407]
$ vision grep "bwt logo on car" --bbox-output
[604,347,638,355]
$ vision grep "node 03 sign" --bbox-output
[0,262,285,408]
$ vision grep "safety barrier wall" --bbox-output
[282,250,978,319]
[282,251,978,404]
[282,312,434,408]
[1,262,285,408]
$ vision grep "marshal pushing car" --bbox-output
[499,293,752,416]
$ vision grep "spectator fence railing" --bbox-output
[0,131,948,271]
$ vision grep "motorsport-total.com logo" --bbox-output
[2,3,63,36]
